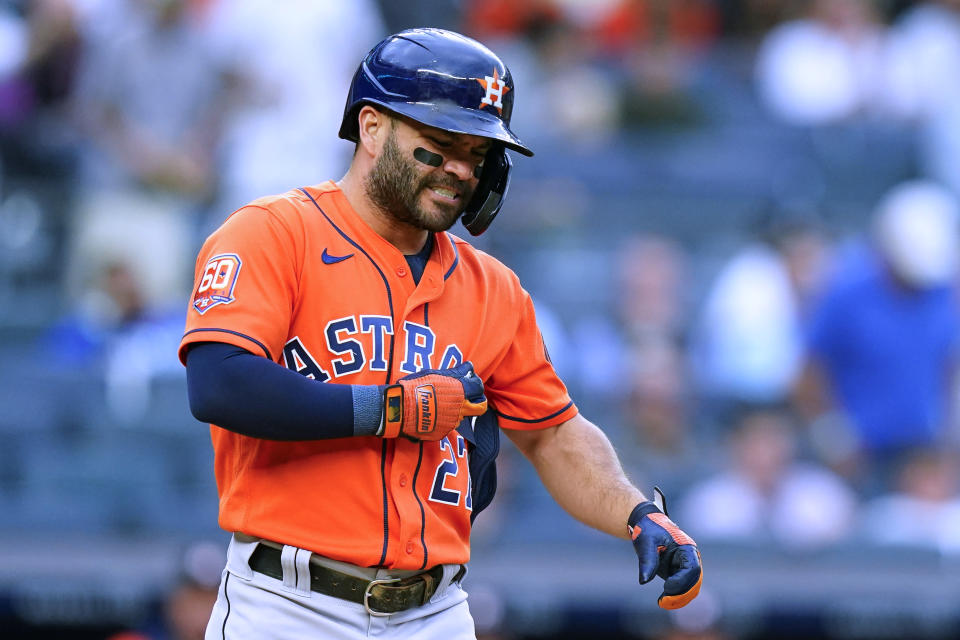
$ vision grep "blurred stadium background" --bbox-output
[3,0,960,638]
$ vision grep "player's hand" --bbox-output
[379,362,488,441]
[628,488,702,610]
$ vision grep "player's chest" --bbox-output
[282,260,488,383]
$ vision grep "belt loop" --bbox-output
[226,534,256,580]
[429,564,467,604]
[279,545,299,593]
[294,548,312,597]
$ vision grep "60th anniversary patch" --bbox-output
[193,253,242,314]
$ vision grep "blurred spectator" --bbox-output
[590,0,720,127]
[7,0,82,135]
[201,0,385,218]
[618,233,689,343]
[860,448,960,554]
[692,205,831,407]
[754,0,887,125]
[795,181,960,488]
[590,0,719,58]
[546,233,691,410]
[67,0,225,308]
[619,335,711,496]
[108,540,224,640]
[511,16,621,146]
[0,1,81,285]
[678,404,857,549]
[23,0,86,183]
[40,258,184,420]
[883,0,960,195]
[72,0,220,198]
[464,0,562,40]
[465,0,715,142]
[0,4,31,130]
[160,541,223,640]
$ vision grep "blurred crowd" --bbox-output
[462,0,960,562]
[5,0,960,637]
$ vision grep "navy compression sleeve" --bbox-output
[185,341,382,440]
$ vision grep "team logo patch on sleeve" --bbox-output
[193,254,242,314]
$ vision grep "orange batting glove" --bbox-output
[379,362,488,441]
[628,487,703,610]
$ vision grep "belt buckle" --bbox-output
[363,577,402,617]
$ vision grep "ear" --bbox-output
[357,106,389,157]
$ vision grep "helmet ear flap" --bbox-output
[462,148,511,236]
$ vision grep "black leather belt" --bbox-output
[248,543,466,616]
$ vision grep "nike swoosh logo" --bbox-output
[321,249,354,264]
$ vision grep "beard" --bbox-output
[364,128,473,233]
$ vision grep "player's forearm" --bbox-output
[186,341,380,440]
[506,415,644,539]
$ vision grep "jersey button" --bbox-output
[405,541,414,554]
[397,266,407,277]
[399,474,408,487]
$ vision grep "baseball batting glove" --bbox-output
[629,487,702,610]
[379,362,488,441]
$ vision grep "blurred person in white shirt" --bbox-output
[860,448,960,554]
[884,0,960,195]
[754,0,887,125]
[678,404,857,549]
[693,206,831,407]
[200,0,385,218]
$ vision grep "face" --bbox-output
[364,116,490,233]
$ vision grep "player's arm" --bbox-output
[185,341,484,441]
[504,414,642,537]
[504,413,702,609]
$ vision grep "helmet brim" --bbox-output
[371,99,534,157]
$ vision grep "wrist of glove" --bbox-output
[378,362,488,441]
[629,487,703,610]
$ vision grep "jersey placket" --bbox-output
[384,254,449,568]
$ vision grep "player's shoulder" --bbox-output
[217,183,337,235]
[443,232,524,291]
[241,184,331,221]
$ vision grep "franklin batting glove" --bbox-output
[379,362,488,441]
[628,487,703,610]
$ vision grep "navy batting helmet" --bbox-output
[339,28,532,235]
[339,28,532,156]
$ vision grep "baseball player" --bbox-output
[180,28,702,639]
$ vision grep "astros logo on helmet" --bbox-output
[477,68,509,113]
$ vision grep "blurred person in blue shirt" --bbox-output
[795,180,960,490]
[40,257,184,422]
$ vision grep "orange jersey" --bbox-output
[179,181,577,569]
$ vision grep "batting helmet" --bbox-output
[339,28,532,235]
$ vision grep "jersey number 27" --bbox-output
[429,435,471,511]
